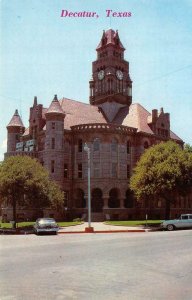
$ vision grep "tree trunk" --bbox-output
[164,197,170,220]
[12,197,17,229]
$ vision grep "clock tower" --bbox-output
[89,29,132,110]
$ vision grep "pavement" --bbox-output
[0,222,154,235]
[59,222,149,234]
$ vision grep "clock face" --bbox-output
[98,70,105,80]
[116,70,123,80]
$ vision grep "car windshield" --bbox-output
[38,219,56,224]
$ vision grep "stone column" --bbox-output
[103,197,108,209]
[120,198,124,209]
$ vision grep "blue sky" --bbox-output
[0,0,192,160]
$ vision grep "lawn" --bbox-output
[0,221,83,229]
[105,220,163,226]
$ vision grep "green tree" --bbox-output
[130,141,192,220]
[184,143,192,153]
[0,156,64,228]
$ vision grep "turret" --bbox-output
[44,95,65,185]
[6,109,25,153]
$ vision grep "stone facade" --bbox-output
[3,29,191,222]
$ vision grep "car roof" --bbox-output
[182,214,192,216]
[36,218,56,221]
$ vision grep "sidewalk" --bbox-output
[59,222,149,234]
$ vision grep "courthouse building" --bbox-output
[4,29,191,221]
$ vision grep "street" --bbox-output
[0,230,192,300]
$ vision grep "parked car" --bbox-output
[33,218,59,235]
[161,214,192,231]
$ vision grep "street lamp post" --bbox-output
[84,143,93,232]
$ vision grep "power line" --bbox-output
[135,64,192,87]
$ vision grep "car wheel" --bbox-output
[167,224,175,231]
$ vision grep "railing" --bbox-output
[71,123,137,134]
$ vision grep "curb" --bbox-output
[58,229,147,234]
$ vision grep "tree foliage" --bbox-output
[0,156,64,227]
[184,143,192,153]
[130,141,192,219]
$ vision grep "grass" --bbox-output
[0,221,83,229]
[58,221,83,227]
[105,220,163,226]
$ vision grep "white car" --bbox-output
[161,214,192,231]
[34,218,59,235]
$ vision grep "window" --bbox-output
[51,160,55,173]
[78,164,82,178]
[63,191,69,207]
[111,139,118,152]
[64,140,70,153]
[127,164,130,178]
[127,141,131,154]
[75,189,86,208]
[16,134,20,142]
[144,141,149,149]
[78,139,83,152]
[52,122,55,129]
[51,138,55,149]
[64,164,68,178]
[124,189,134,208]
[93,138,100,151]
[112,163,117,178]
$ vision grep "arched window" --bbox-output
[93,138,100,151]
[75,189,86,208]
[124,189,134,208]
[92,188,103,212]
[108,188,120,208]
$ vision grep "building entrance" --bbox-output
[91,188,103,212]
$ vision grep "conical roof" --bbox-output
[7,109,24,128]
[96,29,125,50]
[46,95,65,116]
